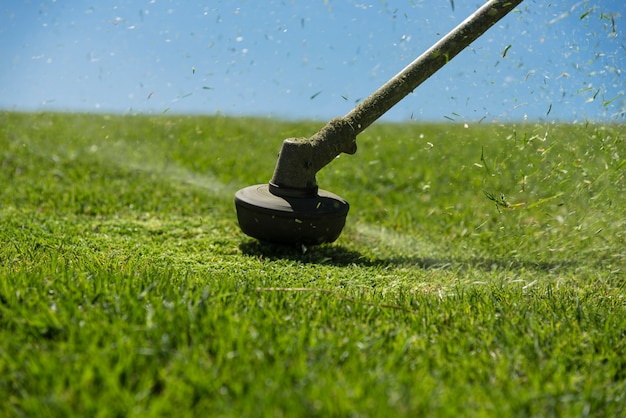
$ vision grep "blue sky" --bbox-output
[1,1,624,122]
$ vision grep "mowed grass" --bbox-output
[1,111,625,417]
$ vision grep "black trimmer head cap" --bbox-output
[235,184,349,245]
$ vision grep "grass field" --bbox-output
[1,111,625,417]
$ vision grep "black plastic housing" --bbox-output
[234,184,349,245]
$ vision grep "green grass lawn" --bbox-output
[1,111,625,417]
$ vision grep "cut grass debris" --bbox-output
[1,111,625,417]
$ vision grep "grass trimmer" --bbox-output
[235,0,523,245]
